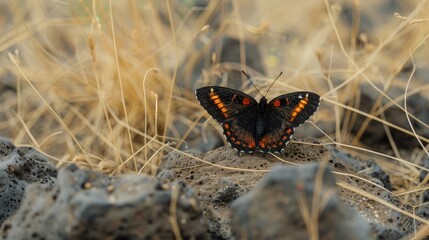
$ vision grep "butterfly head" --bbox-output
[242,70,283,100]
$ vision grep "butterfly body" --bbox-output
[255,97,268,137]
[195,86,320,155]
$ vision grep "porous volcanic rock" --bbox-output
[1,164,208,240]
[0,137,57,225]
[231,164,372,240]
[156,138,422,239]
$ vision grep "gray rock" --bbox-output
[231,164,372,240]
[156,149,270,239]
[416,205,429,227]
[213,178,242,204]
[157,138,419,239]
[0,137,57,225]
[1,164,208,240]
[329,146,392,190]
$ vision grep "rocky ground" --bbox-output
[1,136,427,239]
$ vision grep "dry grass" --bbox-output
[1,0,429,237]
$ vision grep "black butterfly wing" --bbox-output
[257,110,295,154]
[268,92,320,127]
[258,92,320,154]
[195,86,258,153]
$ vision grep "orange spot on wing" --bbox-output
[226,131,231,136]
[242,98,251,105]
[287,129,293,134]
[214,99,221,104]
[282,135,288,141]
[273,99,281,107]
[217,103,225,109]
[291,111,298,117]
[224,123,230,129]
[259,135,277,149]
[300,99,308,105]
[210,94,219,100]
[221,108,228,113]
[248,140,256,148]
[298,103,305,109]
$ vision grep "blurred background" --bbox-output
[0,0,428,182]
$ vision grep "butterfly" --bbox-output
[195,72,320,155]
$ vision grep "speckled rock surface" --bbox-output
[0,137,57,225]
[157,149,269,239]
[231,164,371,240]
[1,164,208,240]
[156,138,422,239]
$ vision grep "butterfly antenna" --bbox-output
[242,70,263,97]
[264,72,283,96]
